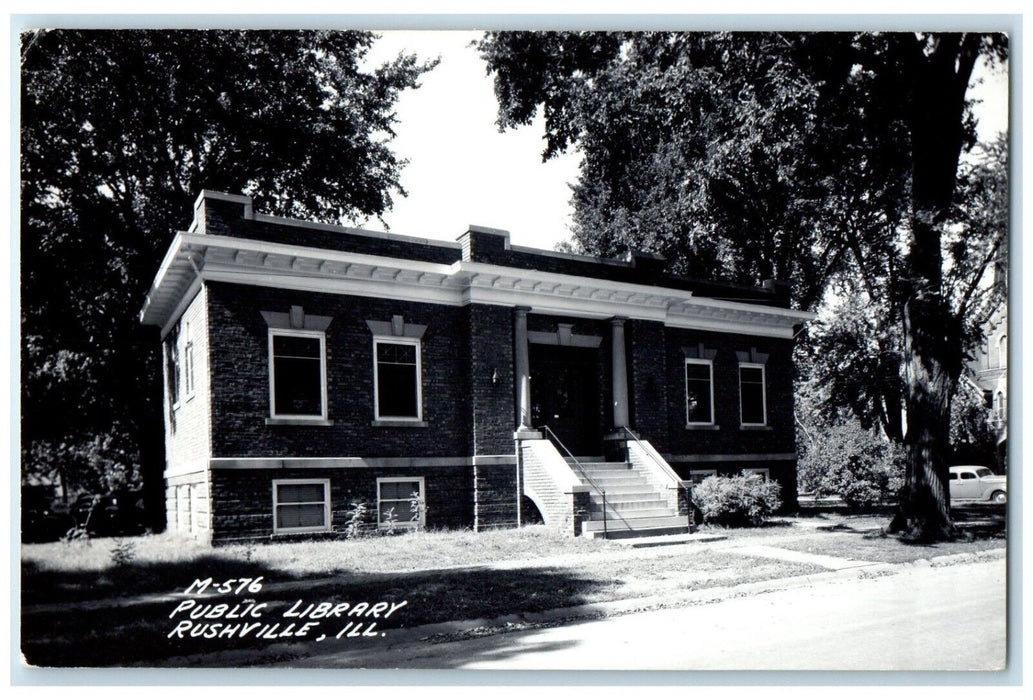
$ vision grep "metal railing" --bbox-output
[539,425,608,539]
[619,426,694,532]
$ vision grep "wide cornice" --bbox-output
[140,232,814,339]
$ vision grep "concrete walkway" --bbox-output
[727,543,878,570]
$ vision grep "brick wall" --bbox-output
[468,305,517,455]
[473,463,519,530]
[209,465,473,543]
[206,282,474,458]
[164,287,212,477]
[627,319,668,440]
[518,439,585,536]
[657,329,797,457]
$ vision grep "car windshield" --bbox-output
[976,468,993,478]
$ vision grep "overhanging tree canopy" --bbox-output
[21,30,435,519]
[477,30,1008,540]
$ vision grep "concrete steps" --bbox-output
[572,459,690,540]
[582,514,692,539]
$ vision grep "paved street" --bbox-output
[292,557,1006,670]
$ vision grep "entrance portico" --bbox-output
[513,309,629,452]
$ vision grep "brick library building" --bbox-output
[141,191,812,544]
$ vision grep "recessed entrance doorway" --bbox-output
[529,344,602,456]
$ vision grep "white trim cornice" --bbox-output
[141,233,814,338]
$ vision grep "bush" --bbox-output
[109,538,137,567]
[798,421,904,507]
[345,501,373,539]
[692,473,782,527]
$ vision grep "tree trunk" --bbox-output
[894,294,955,540]
[878,350,905,444]
[889,33,983,541]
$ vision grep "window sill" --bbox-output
[265,417,335,426]
[739,425,772,431]
[685,424,720,431]
[270,529,334,540]
[372,419,429,428]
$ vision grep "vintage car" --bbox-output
[948,465,1007,503]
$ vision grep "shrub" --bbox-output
[408,490,427,532]
[692,474,782,527]
[798,421,904,507]
[345,501,372,539]
[109,538,137,567]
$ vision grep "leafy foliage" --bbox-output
[409,490,427,531]
[345,501,372,540]
[109,538,138,568]
[478,31,1008,539]
[949,377,1000,468]
[691,474,782,527]
[798,421,904,507]
[797,288,906,443]
[478,32,914,308]
[21,30,435,509]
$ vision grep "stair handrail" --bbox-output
[619,426,694,532]
[539,424,607,539]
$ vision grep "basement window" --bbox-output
[742,468,770,481]
[688,469,718,485]
[377,477,426,529]
[273,479,331,534]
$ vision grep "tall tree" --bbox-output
[477,31,1007,540]
[21,30,435,522]
[887,34,1007,539]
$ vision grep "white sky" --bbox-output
[359,31,581,250]
[359,30,1010,253]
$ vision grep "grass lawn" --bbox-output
[20,518,1005,667]
[21,526,627,604]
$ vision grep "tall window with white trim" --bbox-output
[269,330,327,419]
[684,359,715,425]
[165,327,181,407]
[739,363,767,426]
[184,321,195,398]
[373,337,422,420]
[273,479,331,533]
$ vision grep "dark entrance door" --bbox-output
[529,344,602,455]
